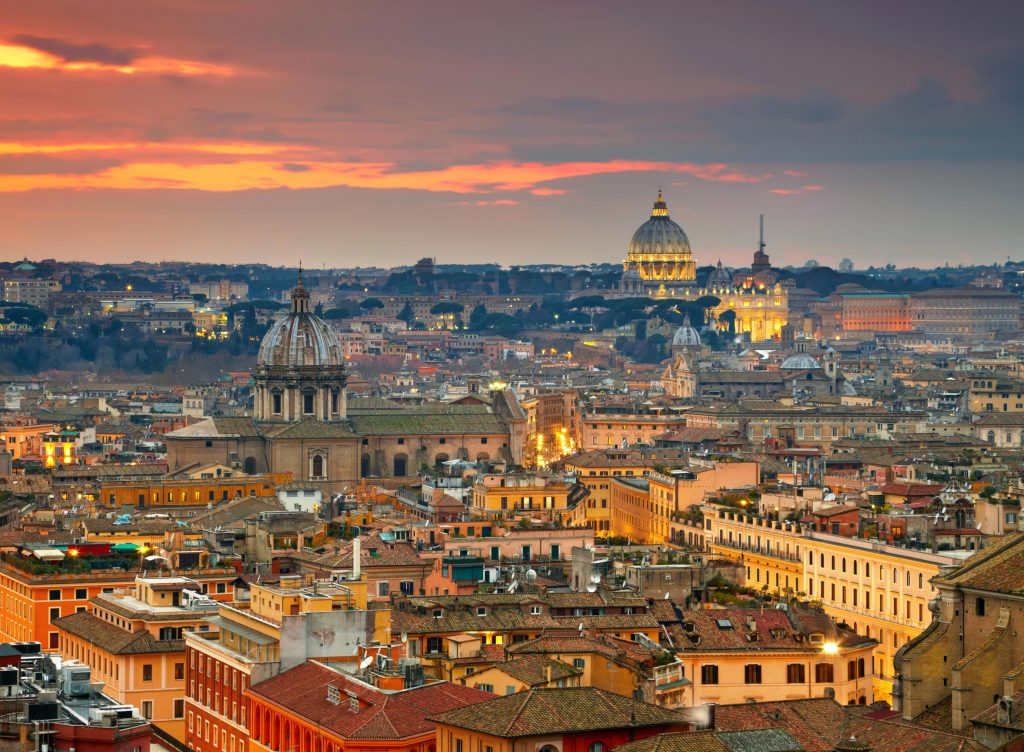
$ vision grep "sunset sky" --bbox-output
[2,1,1023,268]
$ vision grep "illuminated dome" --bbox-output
[781,353,820,370]
[672,315,702,348]
[258,274,344,368]
[623,191,696,284]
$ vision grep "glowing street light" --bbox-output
[821,641,839,655]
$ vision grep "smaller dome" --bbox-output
[622,268,641,281]
[673,315,701,348]
[781,353,820,370]
[708,260,731,287]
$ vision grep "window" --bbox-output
[589,744,606,752]
[476,607,487,617]
[400,580,414,595]
[786,663,805,683]
[311,454,325,479]
[272,392,282,414]
[49,607,60,622]
[141,701,153,720]
[175,662,185,680]
[426,637,443,654]
[303,392,314,414]
[744,664,762,684]
[174,699,185,719]
[976,597,986,616]
[475,683,493,693]
[143,664,153,682]
[49,589,61,601]
[815,663,834,683]
[701,664,719,685]
[573,658,585,669]
[377,582,389,597]
[75,588,87,599]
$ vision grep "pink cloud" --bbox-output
[456,198,520,207]
[531,187,566,196]
[802,184,823,191]
[783,169,809,177]
[769,188,801,196]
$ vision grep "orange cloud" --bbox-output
[783,169,809,177]
[0,42,238,77]
[0,142,774,196]
[802,184,823,191]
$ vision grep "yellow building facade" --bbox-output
[704,506,965,702]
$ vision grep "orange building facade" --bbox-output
[100,471,292,508]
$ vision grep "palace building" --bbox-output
[618,193,790,343]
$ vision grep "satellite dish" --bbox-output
[144,555,167,562]
[359,656,373,671]
[590,574,601,584]
[586,585,597,592]
[578,622,584,631]
[664,592,671,599]
[401,633,408,643]
[525,569,537,583]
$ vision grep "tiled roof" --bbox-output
[250,661,493,741]
[934,531,1024,594]
[83,518,186,535]
[674,607,873,653]
[713,698,983,752]
[349,404,507,436]
[613,729,803,752]
[310,532,427,569]
[491,655,581,686]
[53,611,183,655]
[262,420,358,439]
[429,687,690,737]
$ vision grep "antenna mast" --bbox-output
[758,214,765,253]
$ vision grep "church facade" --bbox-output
[165,275,526,493]
[618,193,790,343]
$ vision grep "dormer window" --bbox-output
[476,607,487,617]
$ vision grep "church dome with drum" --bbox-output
[618,190,791,343]
[164,274,527,494]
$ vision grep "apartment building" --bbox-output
[704,506,968,702]
[55,576,222,740]
[185,576,387,752]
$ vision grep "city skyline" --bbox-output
[1,1,1023,267]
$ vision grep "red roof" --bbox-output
[249,661,493,740]
[878,483,943,497]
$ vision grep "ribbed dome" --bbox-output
[623,191,696,284]
[257,275,344,368]
[628,197,691,258]
[708,260,732,287]
[672,315,701,348]
[781,353,820,370]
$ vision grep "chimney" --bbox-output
[705,703,716,730]
[546,665,552,684]
[352,537,361,580]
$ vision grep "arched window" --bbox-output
[858,657,865,678]
[331,390,340,414]
[243,456,257,474]
[393,454,408,477]
[589,744,606,752]
[303,391,315,415]
[987,430,996,443]
[272,391,282,415]
[311,454,324,479]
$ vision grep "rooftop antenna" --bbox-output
[758,214,765,254]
